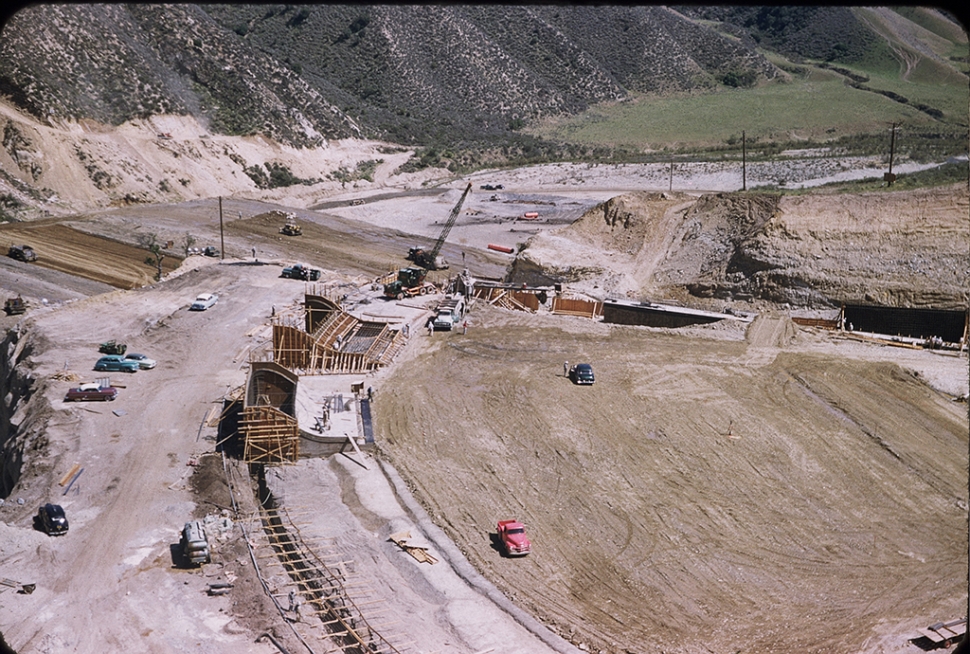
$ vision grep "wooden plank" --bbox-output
[918,629,946,643]
[59,463,81,486]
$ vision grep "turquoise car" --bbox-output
[94,355,140,373]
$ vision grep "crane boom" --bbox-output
[409,182,472,270]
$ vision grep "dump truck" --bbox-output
[8,245,37,262]
[497,519,531,556]
[383,267,435,300]
[432,295,466,331]
[181,520,211,566]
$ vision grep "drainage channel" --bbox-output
[226,456,411,654]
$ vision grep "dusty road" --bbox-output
[2,261,302,653]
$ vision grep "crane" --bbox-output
[407,182,472,270]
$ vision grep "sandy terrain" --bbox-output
[0,146,966,654]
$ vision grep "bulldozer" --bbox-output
[280,218,302,236]
[4,296,26,315]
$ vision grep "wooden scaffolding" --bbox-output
[270,294,408,375]
[473,286,541,312]
[241,406,300,464]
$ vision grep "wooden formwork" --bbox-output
[551,295,603,318]
[474,287,539,312]
[253,505,405,653]
[272,308,406,374]
[241,406,299,464]
[273,323,314,369]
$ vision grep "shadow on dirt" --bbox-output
[169,542,192,569]
[488,532,510,557]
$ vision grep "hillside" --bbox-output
[0,4,784,146]
[516,184,969,310]
[0,5,965,221]
[3,4,965,150]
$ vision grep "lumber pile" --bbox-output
[388,530,438,564]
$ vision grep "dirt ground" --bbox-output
[373,307,968,654]
[0,157,967,654]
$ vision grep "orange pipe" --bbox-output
[487,244,514,254]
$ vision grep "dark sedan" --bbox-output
[38,503,69,535]
[65,383,118,402]
[569,363,595,385]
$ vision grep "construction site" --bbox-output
[0,169,967,654]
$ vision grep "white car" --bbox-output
[189,293,218,311]
[124,353,157,369]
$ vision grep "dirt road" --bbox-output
[2,261,300,652]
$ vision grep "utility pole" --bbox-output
[218,196,225,260]
[669,157,673,193]
[885,123,898,186]
[742,130,747,192]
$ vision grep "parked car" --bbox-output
[189,293,218,311]
[37,503,69,535]
[124,353,156,369]
[94,354,140,373]
[569,363,595,385]
[497,519,532,556]
[65,382,118,402]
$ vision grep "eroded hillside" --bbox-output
[517,184,969,309]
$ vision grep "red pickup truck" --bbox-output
[497,519,531,556]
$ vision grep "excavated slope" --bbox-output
[518,184,968,309]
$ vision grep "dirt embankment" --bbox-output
[517,184,969,311]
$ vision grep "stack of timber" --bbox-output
[388,531,438,565]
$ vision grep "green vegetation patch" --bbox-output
[244,162,319,189]
[327,159,384,186]
[527,72,967,149]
